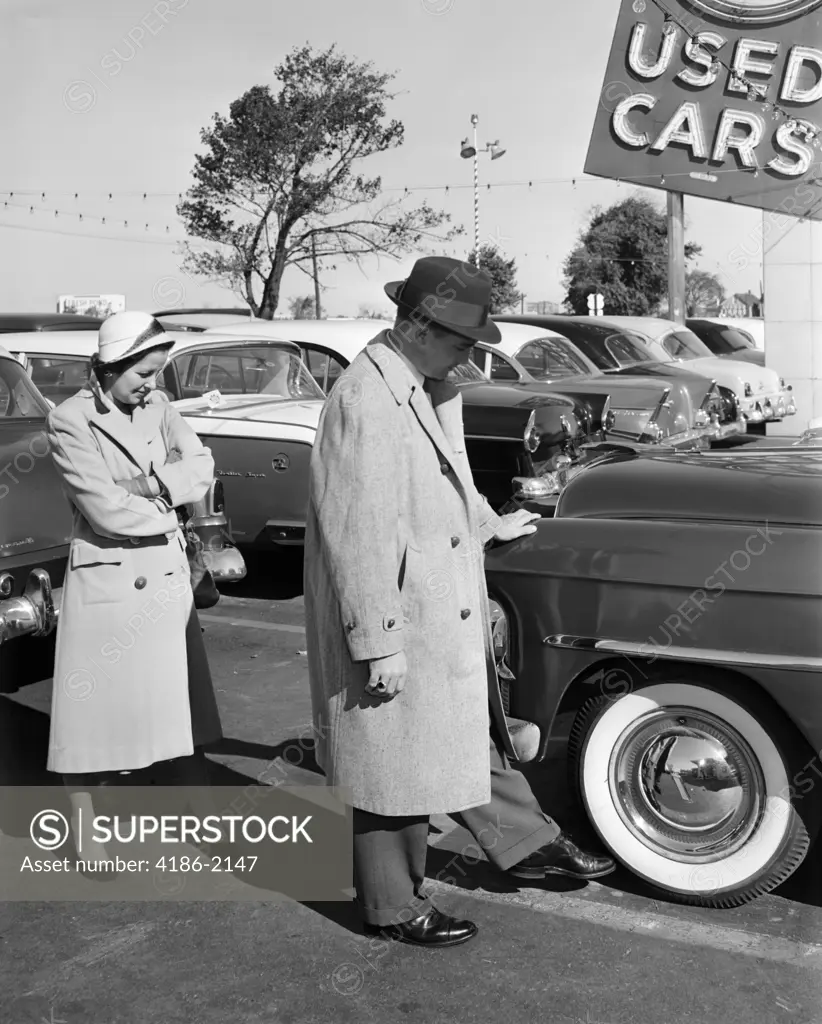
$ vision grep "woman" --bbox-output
[46,311,223,859]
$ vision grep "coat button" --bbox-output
[386,618,395,628]
[130,538,140,546]
[134,577,147,590]
[451,536,460,548]
[440,463,450,474]
[460,608,471,619]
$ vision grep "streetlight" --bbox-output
[459,113,506,267]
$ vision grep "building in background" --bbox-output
[57,294,126,318]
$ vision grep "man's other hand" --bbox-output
[493,509,541,544]
[366,650,407,701]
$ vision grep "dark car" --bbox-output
[495,314,746,442]
[686,319,766,367]
[0,313,102,334]
[0,345,70,690]
[448,360,602,511]
[485,441,822,907]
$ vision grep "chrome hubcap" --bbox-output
[608,707,765,863]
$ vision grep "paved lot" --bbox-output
[2,546,821,1024]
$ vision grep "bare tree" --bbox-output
[177,45,461,318]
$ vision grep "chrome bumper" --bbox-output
[0,570,61,645]
[740,390,797,423]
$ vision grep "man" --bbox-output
[304,256,614,949]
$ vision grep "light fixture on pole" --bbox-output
[459,114,506,268]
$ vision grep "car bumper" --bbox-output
[659,416,748,449]
[0,570,61,645]
[740,391,797,423]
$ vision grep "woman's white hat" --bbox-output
[97,311,172,365]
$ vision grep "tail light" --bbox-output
[601,394,615,434]
[523,410,540,453]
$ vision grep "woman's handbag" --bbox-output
[163,444,221,610]
[182,518,221,610]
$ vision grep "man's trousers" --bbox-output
[352,736,560,927]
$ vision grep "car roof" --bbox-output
[0,313,102,331]
[593,316,684,341]
[153,308,252,317]
[1,329,303,358]
[208,318,393,361]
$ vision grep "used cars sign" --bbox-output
[584,0,822,219]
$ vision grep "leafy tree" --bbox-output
[685,270,726,316]
[289,295,316,319]
[467,244,523,314]
[562,196,701,316]
[177,45,460,318]
[357,304,392,319]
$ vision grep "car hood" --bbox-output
[172,393,323,428]
[676,356,779,390]
[717,349,766,367]
[557,448,822,527]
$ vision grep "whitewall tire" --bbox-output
[568,677,813,907]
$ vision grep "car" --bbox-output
[5,331,247,584]
[495,314,747,442]
[6,328,328,550]
[209,318,611,512]
[485,440,822,907]
[686,319,766,368]
[0,342,70,691]
[478,322,740,449]
[153,308,254,330]
[0,313,103,334]
[595,316,794,430]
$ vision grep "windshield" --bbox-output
[698,324,755,354]
[0,355,51,419]
[447,360,488,384]
[175,344,325,400]
[662,329,714,360]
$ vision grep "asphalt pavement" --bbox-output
[2,546,821,1024]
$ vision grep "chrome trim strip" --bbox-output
[542,633,822,672]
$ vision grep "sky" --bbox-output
[1,0,767,317]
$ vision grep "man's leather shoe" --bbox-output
[365,906,478,948]
[507,832,616,880]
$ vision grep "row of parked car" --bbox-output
[0,307,818,912]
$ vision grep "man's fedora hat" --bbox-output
[384,256,501,344]
[97,311,173,366]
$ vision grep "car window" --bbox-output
[0,356,50,418]
[707,326,755,354]
[556,324,655,369]
[489,352,519,382]
[22,355,91,406]
[179,345,323,399]
[663,329,713,360]
[516,338,590,378]
[447,361,488,384]
[302,346,346,393]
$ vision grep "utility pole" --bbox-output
[667,192,685,324]
[311,234,322,319]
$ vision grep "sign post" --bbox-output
[587,292,605,316]
[667,192,686,323]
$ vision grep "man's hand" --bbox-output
[365,650,407,701]
[492,509,541,544]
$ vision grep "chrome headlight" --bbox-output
[523,409,540,453]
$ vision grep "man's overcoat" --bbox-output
[46,385,222,774]
[304,334,515,816]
